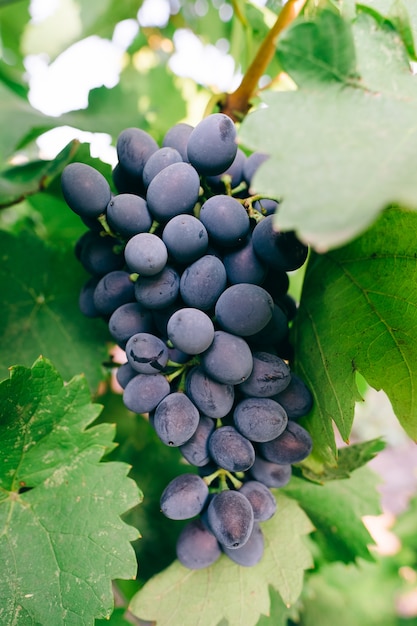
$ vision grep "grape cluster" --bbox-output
[61,113,314,569]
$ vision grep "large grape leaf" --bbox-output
[297,558,409,626]
[239,11,417,251]
[0,357,141,625]
[0,230,110,391]
[291,207,417,462]
[129,494,313,626]
[283,467,382,563]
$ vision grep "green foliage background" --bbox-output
[1,0,417,624]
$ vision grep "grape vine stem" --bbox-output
[221,0,307,121]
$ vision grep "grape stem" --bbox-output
[221,0,307,121]
[203,468,243,490]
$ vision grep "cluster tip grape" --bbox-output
[61,112,314,570]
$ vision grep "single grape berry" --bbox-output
[222,523,264,567]
[160,473,209,520]
[125,332,169,374]
[153,392,200,447]
[208,425,255,472]
[167,307,214,355]
[206,490,254,549]
[176,519,221,570]
[61,162,111,219]
[187,113,237,175]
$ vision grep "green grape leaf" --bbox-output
[276,8,358,85]
[283,467,382,563]
[0,139,79,209]
[298,558,406,626]
[292,207,417,462]
[300,439,386,483]
[0,80,57,162]
[239,13,417,251]
[129,494,313,626]
[0,230,110,391]
[0,357,141,625]
[255,587,298,626]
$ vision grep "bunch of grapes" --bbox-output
[61,113,314,569]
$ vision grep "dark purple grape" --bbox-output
[146,162,200,222]
[200,331,253,385]
[259,421,313,464]
[252,215,308,272]
[187,113,237,176]
[134,266,180,310]
[142,146,183,187]
[179,416,215,467]
[207,490,254,549]
[61,162,111,219]
[185,366,234,419]
[106,193,152,238]
[153,392,200,446]
[162,214,208,264]
[79,232,125,276]
[223,237,268,285]
[247,304,289,350]
[214,283,274,337]
[123,373,170,413]
[253,198,279,216]
[79,276,101,318]
[125,332,169,374]
[124,232,168,276]
[160,473,209,520]
[108,302,154,347]
[116,361,137,389]
[249,456,292,488]
[273,374,314,419]
[208,426,255,472]
[162,122,194,161]
[222,523,264,566]
[176,519,221,569]
[180,255,227,311]
[116,127,158,178]
[205,148,246,193]
[112,162,146,196]
[93,271,135,316]
[238,351,291,397]
[239,481,277,522]
[233,397,288,443]
[242,152,269,187]
[167,308,214,355]
[199,195,250,247]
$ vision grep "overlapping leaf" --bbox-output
[239,10,417,251]
[283,467,382,563]
[292,208,417,462]
[0,357,141,626]
[0,230,110,390]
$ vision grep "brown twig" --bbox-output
[221,0,307,121]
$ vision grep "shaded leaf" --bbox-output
[298,558,408,626]
[0,139,79,208]
[283,467,382,563]
[129,494,313,626]
[0,230,110,390]
[0,357,141,625]
[239,80,417,251]
[292,208,417,462]
[300,439,385,483]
